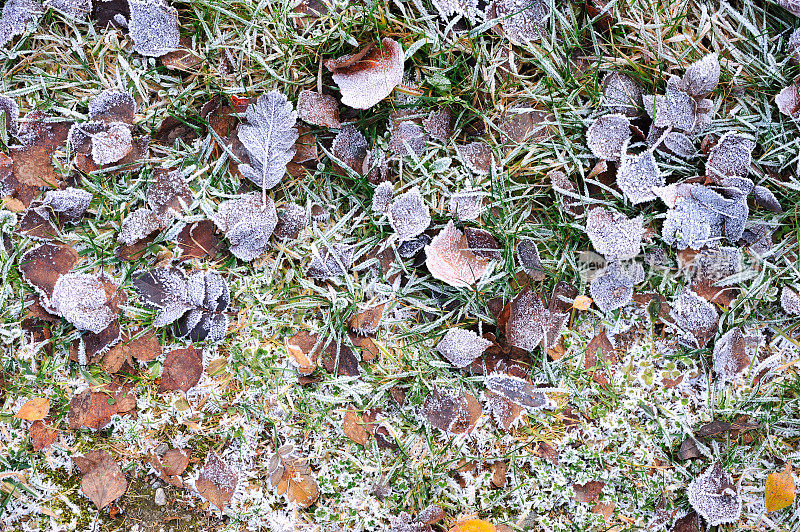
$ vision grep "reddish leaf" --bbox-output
[422,388,481,434]
[176,220,223,261]
[267,445,319,508]
[196,451,238,511]
[30,420,58,451]
[159,347,203,393]
[573,480,605,503]
[73,450,128,510]
[68,383,137,430]
[19,242,80,306]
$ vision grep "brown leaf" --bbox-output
[671,511,699,532]
[73,450,127,510]
[292,124,318,164]
[148,168,191,221]
[175,220,223,261]
[592,501,615,521]
[573,480,605,503]
[679,437,703,460]
[322,342,360,377]
[500,287,569,352]
[195,451,238,511]
[30,420,58,451]
[286,331,321,374]
[9,112,72,189]
[297,90,341,128]
[19,242,80,305]
[349,333,379,362]
[150,448,190,487]
[115,234,156,261]
[159,347,203,393]
[422,388,481,434]
[268,445,319,508]
[160,37,203,72]
[18,204,58,240]
[348,304,384,336]
[343,406,372,446]
[102,329,162,373]
[425,221,490,288]
[15,397,50,421]
[533,441,559,465]
[68,383,137,430]
[491,461,507,487]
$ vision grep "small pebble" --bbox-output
[154,487,166,506]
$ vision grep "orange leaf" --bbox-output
[572,295,592,311]
[448,519,496,532]
[766,463,795,512]
[15,397,50,421]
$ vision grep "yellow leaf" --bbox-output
[15,397,50,421]
[448,519,496,532]
[766,463,795,512]
[572,295,593,311]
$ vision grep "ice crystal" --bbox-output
[503,288,568,351]
[422,108,454,141]
[90,122,132,165]
[387,187,430,242]
[616,150,663,204]
[585,207,644,260]
[388,118,426,157]
[436,328,491,368]
[431,0,479,22]
[781,286,800,315]
[213,193,278,262]
[663,131,694,158]
[0,0,41,48]
[586,114,630,161]
[331,125,367,175]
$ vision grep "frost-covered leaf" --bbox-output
[398,233,431,259]
[128,0,179,57]
[706,132,755,179]
[89,90,136,123]
[670,289,718,347]
[297,90,340,128]
[273,203,307,240]
[713,327,751,383]
[10,111,72,192]
[325,38,404,110]
[90,122,132,165]
[196,451,238,511]
[268,445,319,508]
[601,72,644,117]
[681,246,740,306]
[306,243,353,280]
[753,185,782,213]
[387,187,430,241]
[213,193,278,261]
[585,207,644,260]
[73,450,127,510]
[781,286,800,315]
[132,267,190,327]
[0,94,19,136]
[147,167,191,221]
[501,288,568,351]
[464,227,501,260]
[175,271,230,343]
[423,108,454,141]
[485,373,552,410]
[549,169,583,216]
[425,221,490,287]
[0,0,41,48]
[331,125,368,178]
[118,208,161,246]
[237,91,298,191]
[586,114,630,161]
[19,242,79,307]
[436,328,492,368]
[663,131,695,158]
[50,273,118,333]
[681,53,720,99]
[456,141,495,174]
[449,188,484,221]
[687,462,741,526]
[659,183,746,250]
[776,83,800,117]
[68,383,135,429]
[490,0,550,43]
[431,0,480,22]
[372,181,394,214]
[388,119,426,157]
[42,187,92,223]
[160,347,203,392]
[665,77,697,131]
[517,239,545,280]
[421,388,481,434]
[589,261,634,313]
[616,150,663,204]
[44,0,90,19]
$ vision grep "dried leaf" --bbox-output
[456,141,495,174]
[128,0,179,57]
[585,207,644,260]
[176,220,223,261]
[321,341,360,377]
[102,329,161,373]
[549,169,584,216]
[713,327,750,383]
[119,208,162,246]
[589,261,634,313]
[601,73,644,117]
[517,239,545,280]
[421,388,481,434]
[160,347,203,393]
[15,397,50,421]
[19,242,79,307]
[765,463,795,513]
[372,181,394,213]
[68,383,136,429]
[662,131,695,158]
[449,188,484,221]
[706,132,755,179]
[73,450,127,510]
[237,91,298,191]
[343,406,371,446]
[213,193,277,261]
[0,0,41,49]
[687,462,741,526]
[617,150,663,204]
[573,480,605,503]
[286,331,321,374]
[326,38,404,109]
[387,187,430,242]
[268,445,319,508]
[196,451,238,511]
[501,287,568,351]
[485,373,552,410]
[490,0,549,43]
[753,185,782,213]
[348,304,384,336]
[448,519,496,532]
[273,203,307,240]
[781,286,800,315]
[670,289,718,347]
[30,420,58,451]
[148,167,191,221]
[297,90,341,128]
[423,108,454,141]
[0,94,19,136]
[776,83,800,118]
[10,111,72,190]
[388,115,426,157]
[331,125,367,175]
[306,243,353,280]
[465,227,501,260]
[436,328,492,368]
[50,273,119,333]
[160,37,202,72]
[586,114,630,161]
[682,53,720,99]
[425,221,490,288]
